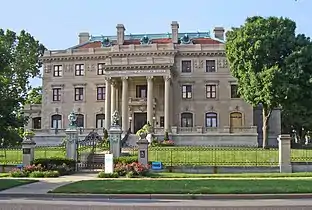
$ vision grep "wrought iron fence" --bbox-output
[34,145,66,159]
[291,147,312,162]
[128,146,280,167]
[0,147,22,165]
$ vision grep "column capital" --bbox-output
[146,76,154,81]
[121,76,129,80]
[163,75,171,82]
[104,76,112,82]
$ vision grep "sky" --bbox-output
[0,0,310,87]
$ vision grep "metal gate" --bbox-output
[77,130,104,171]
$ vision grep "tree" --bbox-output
[25,86,42,104]
[0,29,45,146]
[225,16,310,148]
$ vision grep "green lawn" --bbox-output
[52,179,312,194]
[0,146,103,164]
[0,179,37,191]
[0,173,9,177]
[145,146,312,166]
[148,172,312,178]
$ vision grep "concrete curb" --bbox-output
[0,193,312,200]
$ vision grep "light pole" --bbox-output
[129,116,132,133]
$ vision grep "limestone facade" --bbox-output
[23,21,281,146]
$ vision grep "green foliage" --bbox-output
[97,171,119,178]
[31,157,76,175]
[225,16,312,147]
[25,86,42,104]
[113,156,138,164]
[136,124,151,136]
[164,131,169,141]
[103,128,109,139]
[0,29,45,146]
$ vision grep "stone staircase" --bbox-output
[127,134,139,147]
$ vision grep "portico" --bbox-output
[104,74,171,134]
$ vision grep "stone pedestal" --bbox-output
[137,137,149,166]
[109,125,122,158]
[65,128,78,161]
[278,134,292,173]
[22,139,36,166]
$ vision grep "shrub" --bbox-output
[23,164,44,175]
[9,169,27,177]
[29,171,45,178]
[114,156,138,164]
[31,157,76,175]
[98,171,119,178]
[43,170,60,178]
[114,162,150,177]
[161,140,175,146]
[164,131,169,141]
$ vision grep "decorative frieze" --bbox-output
[194,60,204,69]
[179,51,225,57]
[217,59,228,68]
[104,64,172,71]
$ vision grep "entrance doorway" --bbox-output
[230,112,243,133]
[134,112,147,133]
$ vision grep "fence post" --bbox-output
[22,137,36,166]
[137,134,149,166]
[278,134,292,173]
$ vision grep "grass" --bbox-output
[0,173,9,177]
[0,179,37,191]
[52,179,312,194]
[148,172,312,178]
[143,146,312,166]
[0,145,105,164]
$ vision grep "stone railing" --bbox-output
[128,97,156,106]
[154,126,257,134]
[33,128,105,135]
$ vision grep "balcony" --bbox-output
[154,126,257,135]
[128,97,156,106]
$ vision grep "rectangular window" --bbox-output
[206,60,216,72]
[159,116,164,127]
[230,84,240,98]
[74,87,84,101]
[181,60,192,73]
[136,85,147,98]
[97,86,106,100]
[53,65,63,77]
[75,64,84,76]
[182,85,192,99]
[97,63,105,75]
[206,85,217,99]
[52,88,61,101]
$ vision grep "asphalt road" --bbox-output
[1,197,312,210]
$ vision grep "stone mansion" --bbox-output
[24,21,281,146]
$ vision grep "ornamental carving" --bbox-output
[44,64,52,73]
[86,63,96,72]
[64,64,73,72]
[217,59,228,68]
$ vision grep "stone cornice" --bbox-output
[41,50,177,62]
[178,51,226,57]
[108,50,177,57]
[104,64,173,71]
[41,55,108,62]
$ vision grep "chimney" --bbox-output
[116,24,126,45]
[78,32,90,44]
[213,27,225,40]
[171,21,179,44]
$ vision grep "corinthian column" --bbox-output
[105,77,111,129]
[164,75,171,132]
[121,77,129,132]
[146,76,154,125]
[111,81,116,116]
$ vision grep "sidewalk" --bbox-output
[0,173,98,194]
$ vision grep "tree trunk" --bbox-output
[262,106,272,149]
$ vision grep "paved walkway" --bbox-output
[0,173,98,194]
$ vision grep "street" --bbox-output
[0,197,312,210]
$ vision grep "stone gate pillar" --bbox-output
[278,134,292,173]
[65,111,78,162]
[22,131,36,166]
[109,110,122,158]
[137,134,149,166]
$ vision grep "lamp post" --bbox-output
[129,116,132,133]
[152,116,156,133]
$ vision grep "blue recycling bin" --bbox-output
[151,162,162,170]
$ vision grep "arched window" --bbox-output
[205,112,217,127]
[51,114,62,129]
[96,114,105,128]
[181,112,193,127]
[76,114,84,128]
[32,117,41,129]
[230,112,243,133]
